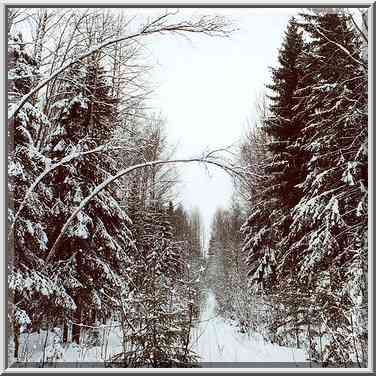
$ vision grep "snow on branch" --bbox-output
[313,24,367,70]
[8,13,233,121]
[45,155,242,264]
[8,143,139,237]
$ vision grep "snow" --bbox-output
[15,309,31,327]
[356,201,363,217]
[9,160,25,178]
[10,290,307,367]
[70,94,88,111]
[52,139,66,152]
[342,161,359,186]
[70,211,92,239]
[10,324,123,364]
[191,290,307,364]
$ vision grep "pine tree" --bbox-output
[43,57,134,344]
[288,10,368,365]
[122,202,198,367]
[8,31,77,358]
[242,18,305,297]
[240,11,368,363]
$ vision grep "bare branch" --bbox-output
[8,14,233,120]
[347,9,368,43]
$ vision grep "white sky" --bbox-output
[142,8,299,249]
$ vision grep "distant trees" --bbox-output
[240,10,368,366]
[205,199,250,331]
[115,121,205,366]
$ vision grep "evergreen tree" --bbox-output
[43,57,134,344]
[8,31,76,358]
[288,10,368,366]
[240,11,368,364]
[264,17,306,210]
[122,201,198,367]
[242,17,305,295]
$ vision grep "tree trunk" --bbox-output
[72,322,80,344]
[72,298,81,344]
[296,326,300,349]
[307,317,312,367]
[63,321,69,344]
[91,309,97,325]
[13,322,20,360]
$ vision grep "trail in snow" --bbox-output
[11,290,306,366]
[191,290,306,364]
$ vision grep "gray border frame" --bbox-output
[2,2,374,373]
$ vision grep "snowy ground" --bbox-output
[10,323,123,365]
[10,289,306,367]
[191,290,307,364]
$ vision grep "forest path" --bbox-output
[191,289,306,364]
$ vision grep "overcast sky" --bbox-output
[142,8,299,250]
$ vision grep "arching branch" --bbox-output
[8,14,232,120]
[45,157,242,264]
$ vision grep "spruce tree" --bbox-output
[242,18,305,297]
[264,17,306,209]
[289,10,368,365]
[123,202,197,367]
[8,31,76,358]
[43,58,134,344]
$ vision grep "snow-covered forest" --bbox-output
[7,7,368,369]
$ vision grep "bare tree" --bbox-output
[8,11,233,120]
